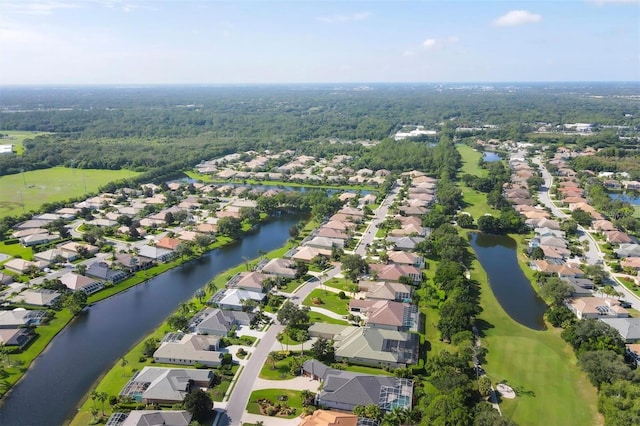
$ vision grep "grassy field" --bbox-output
[302,289,350,315]
[0,130,51,155]
[454,149,600,425]
[471,258,600,426]
[0,167,139,219]
[457,144,501,221]
[458,144,490,178]
[246,389,306,419]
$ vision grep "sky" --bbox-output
[1,0,639,85]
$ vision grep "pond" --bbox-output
[608,192,640,205]
[482,151,502,162]
[0,215,303,426]
[469,232,547,330]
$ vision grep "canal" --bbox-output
[0,215,303,426]
[469,232,547,330]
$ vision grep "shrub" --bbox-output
[338,291,347,299]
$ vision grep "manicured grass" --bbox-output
[0,167,140,219]
[246,389,305,419]
[459,185,501,220]
[470,252,599,426]
[259,352,311,380]
[0,130,51,155]
[343,364,394,376]
[308,311,349,325]
[0,241,33,260]
[323,277,357,292]
[458,144,489,178]
[302,289,350,315]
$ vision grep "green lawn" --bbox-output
[0,167,140,218]
[460,185,501,220]
[0,130,51,155]
[302,289,350,316]
[473,255,599,426]
[246,389,306,419]
[0,241,33,260]
[458,144,489,177]
[259,352,311,380]
[323,278,357,292]
[308,311,349,326]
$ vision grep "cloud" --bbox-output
[317,12,371,23]
[3,1,80,15]
[422,36,459,50]
[493,10,542,27]
[402,50,416,57]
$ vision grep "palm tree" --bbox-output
[206,280,218,295]
[382,407,410,425]
[276,332,285,351]
[266,352,277,370]
[89,389,98,410]
[120,357,128,377]
[97,391,108,417]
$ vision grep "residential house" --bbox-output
[292,246,332,263]
[34,249,77,265]
[305,236,344,250]
[308,324,418,368]
[615,244,640,258]
[229,271,268,292]
[599,318,640,343]
[155,237,182,251]
[0,272,14,285]
[565,297,629,320]
[369,263,422,285]
[621,257,640,271]
[316,228,350,241]
[138,245,175,263]
[3,258,42,275]
[20,233,58,247]
[113,253,153,272]
[11,289,61,307]
[59,241,99,256]
[215,288,265,311]
[560,277,595,297]
[626,344,640,367]
[298,410,358,426]
[85,261,129,284]
[0,328,34,349]
[387,251,424,268]
[153,332,222,367]
[119,367,214,404]
[358,281,412,302]
[348,300,417,331]
[385,236,425,252]
[106,411,192,426]
[190,308,254,336]
[59,272,105,294]
[260,258,297,279]
[604,230,633,245]
[0,309,47,328]
[592,220,617,233]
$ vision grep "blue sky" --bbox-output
[1,0,639,84]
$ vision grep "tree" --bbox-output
[76,264,87,275]
[239,206,260,225]
[598,380,640,425]
[578,350,631,389]
[97,391,108,417]
[176,242,194,260]
[168,314,189,331]
[340,253,368,282]
[546,305,575,328]
[164,211,175,226]
[294,261,309,279]
[64,291,88,315]
[266,352,277,370]
[183,389,213,422]
[561,319,625,354]
[456,213,474,229]
[382,407,411,426]
[194,233,213,251]
[473,403,517,426]
[477,215,501,234]
[539,277,573,307]
[571,208,593,226]
[120,357,128,376]
[310,337,335,363]
[217,217,243,238]
[478,376,492,398]
[530,246,544,260]
[142,338,159,357]
[194,288,206,304]
[277,301,310,327]
[583,264,608,285]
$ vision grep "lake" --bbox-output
[469,232,547,330]
[482,152,502,162]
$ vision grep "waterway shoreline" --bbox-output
[0,214,306,426]
[67,217,314,426]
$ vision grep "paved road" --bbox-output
[354,183,400,256]
[219,272,328,425]
[535,158,640,309]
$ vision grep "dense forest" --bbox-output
[0,83,638,176]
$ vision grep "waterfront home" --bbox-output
[0,309,47,328]
[215,288,265,311]
[59,272,105,295]
[308,324,418,368]
[138,245,175,262]
[358,281,412,302]
[385,236,425,252]
[348,299,417,331]
[85,261,129,284]
[227,271,268,292]
[0,328,34,349]
[11,289,61,307]
[316,227,350,241]
[119,367,214,404]
[155,237,182,251]
[106,410,192,426]
[560,277,595,297]
[387,251,424,268]
[153,333,222,367]
[113,253,153,272]
[260,258,297,279]
[305,236,344,250]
